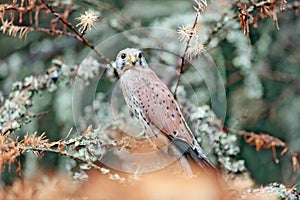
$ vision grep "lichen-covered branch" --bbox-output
[0,126,125,182]
[0,57,108,135]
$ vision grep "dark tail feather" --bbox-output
[172,138,217,172]
[189,139,217,171]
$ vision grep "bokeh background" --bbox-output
[0,0,299,189]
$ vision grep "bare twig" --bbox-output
[268,82,300,120]
[173,4,202,99]
[205,0,300,49]
[40,0,111,64]
[226,127,298,170]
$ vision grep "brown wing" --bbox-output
[137,69,195,147]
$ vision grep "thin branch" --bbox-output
[205,0,300,49]
[19,144,124,182]
[268,82,300,120]
[258,70,300,82]
[22,146,104,171]
[173,9,201,99]
[0,3,47,13]
[17,25,80,38]
[40,0,111,64]
[226,127,298,169]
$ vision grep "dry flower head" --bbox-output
[75,10,99,34]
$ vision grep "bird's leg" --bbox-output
[169,144,193,177]
[135,128,158,149]
[179,155,193,178]
[148,137,159,150]
[143,126,160,150]
[129,166,142,181]
[135,128,146,138]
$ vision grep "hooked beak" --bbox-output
[128,56,137,66]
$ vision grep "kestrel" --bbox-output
[115,48,216,172]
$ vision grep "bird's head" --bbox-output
[115,48,148,75]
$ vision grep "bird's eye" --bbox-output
[121,53,126,59]
[138,52,143,59]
